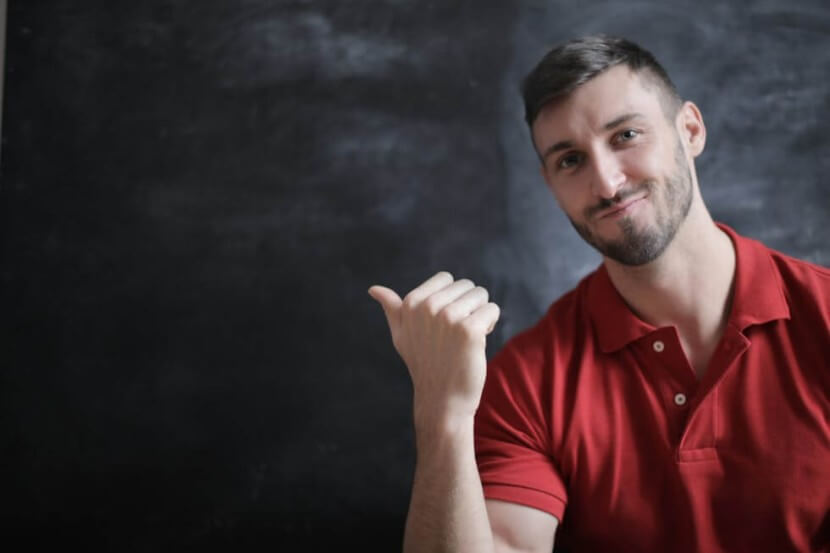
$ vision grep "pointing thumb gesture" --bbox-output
[369,271,499,425]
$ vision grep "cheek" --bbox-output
[548,180,589,219]
[620,149,662,180]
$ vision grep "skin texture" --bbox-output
[370,63,737,552]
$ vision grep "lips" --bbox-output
[596,194,647,220]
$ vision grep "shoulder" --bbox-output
[767,247,830,292]
[744,236,830,331]
[766,245,830,314]
[478,271,598,442]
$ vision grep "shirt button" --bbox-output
[653,340,665,352]
[674,393,687,406]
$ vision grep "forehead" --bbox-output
[531,65,666,151]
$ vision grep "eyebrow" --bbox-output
[603,112,644,131]
[540,112,646,162]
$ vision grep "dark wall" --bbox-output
[1,1,827,551]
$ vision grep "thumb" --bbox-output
[368,285,403,332]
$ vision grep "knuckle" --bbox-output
[402,294,418,312]
[423,296,442,316]
[439,305,458,324]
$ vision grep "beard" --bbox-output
[569,139,693,266]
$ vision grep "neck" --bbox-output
[603,198,736,377]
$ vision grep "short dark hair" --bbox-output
[521,35,682,127]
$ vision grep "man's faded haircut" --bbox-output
[522,35,683,128]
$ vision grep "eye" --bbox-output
[615,129,640,143]
[557,152,583,170]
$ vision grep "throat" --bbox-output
[679,334,721,380]
[605,221,738,382]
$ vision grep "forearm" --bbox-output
[403,415,494,553]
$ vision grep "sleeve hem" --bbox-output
[482,483,567,521]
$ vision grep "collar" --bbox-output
[718,222,790,330]
[587,222,790,353]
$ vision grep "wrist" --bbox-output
[412,406,476,455]
[413,397,476,428]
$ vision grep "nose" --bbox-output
[590,148,626,200]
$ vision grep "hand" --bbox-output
[368,271,501,427]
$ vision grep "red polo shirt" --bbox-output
[475,224,830,552]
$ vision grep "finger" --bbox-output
[463,302,501,336]
[368,285,403,332]
[441,286,489,322]
[422,279,476,315]
[403,271,454,308]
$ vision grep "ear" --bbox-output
[676,101,706,158]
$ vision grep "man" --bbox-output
[369,35,830,552]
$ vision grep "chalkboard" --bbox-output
[1,1,828,550]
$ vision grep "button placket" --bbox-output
[651,337,689,408]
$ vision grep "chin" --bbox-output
[573,216,670,267]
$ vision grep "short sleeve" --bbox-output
[474,335,568,521]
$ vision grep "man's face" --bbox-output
[531,65,697,266]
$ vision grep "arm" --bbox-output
[403,417,558,553]
[403,414,494,553]
[487,499,558,553]
[369,272,559,553]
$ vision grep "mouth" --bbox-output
[595,193,648,220]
